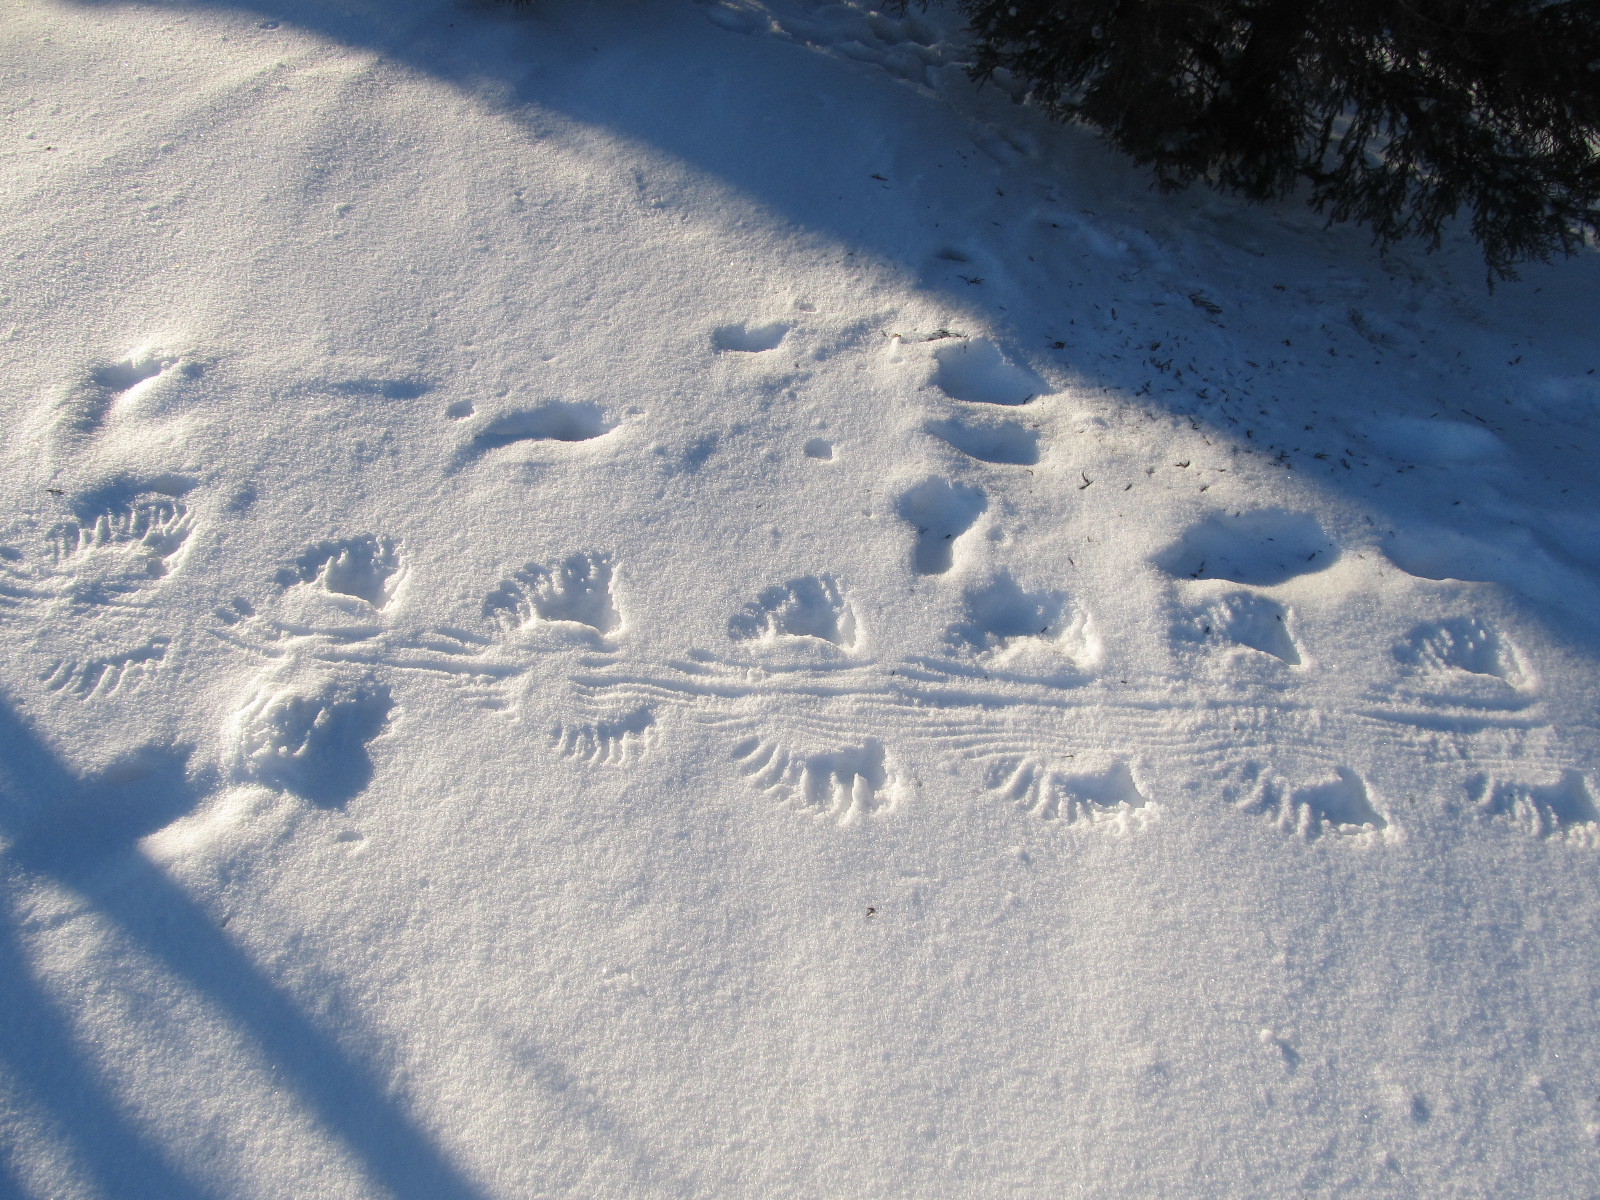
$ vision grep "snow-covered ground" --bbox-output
[3,1,1600,1195]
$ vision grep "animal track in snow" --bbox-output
[1156,510,1337,586]
[41,638,170,699]
[459,402,618,465]
[554,707,656,766]
[93,352,184,395]
[50,352,187,444]
[803,437,834,460]
[712,321,790,352]
[898,479,986,575]
[950,572,1065,650]
[1468,772,1599,842]
[929,338,1047,406]
[228,671,393,807]
[199,548,1592,846]
[944,572,1095,680]
[1178,592,1300,664]
[730,734,900,822]
[925,415,1039,465]
[729,575,857,649]
[1232,763,1388,839]
[43,495,193,604]
[1395,618,1525,685]
[486,552,620,637]
[279,535,403,608]
[988,757,1150,827]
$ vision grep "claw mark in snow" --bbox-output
[1396,618,1526,685]
[555,707,656,766]
[729,575,857,649]
[41,638,170,699]
[280,535,404,609]
[1232,763,1389,840]
[1469,771,1599,843]
[730,735,900,823]
[989,757,1150,827]
[1179,592,1301,664]
[40,496,194,605]
[486,552,620,637]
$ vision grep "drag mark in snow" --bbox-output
[571,646,1585,841]
[211,601,522,696]
[41,637,170,699]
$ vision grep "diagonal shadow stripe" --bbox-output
[0,881,220,1200]
[0,695,491,1200]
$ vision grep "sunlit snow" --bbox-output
[2,1,1599,1196]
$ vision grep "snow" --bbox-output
[3,0,1600,1196]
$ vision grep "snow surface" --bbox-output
[3,0,1600,1196]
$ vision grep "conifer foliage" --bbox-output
[916,0,1600,277]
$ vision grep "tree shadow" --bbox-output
[51,0,1600,607]
[0,884,218,1200]
[0,696,490,1200]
